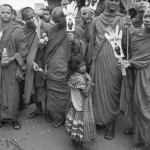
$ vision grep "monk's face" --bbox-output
[52,16,66,28]
[106,0,120,13]
[143,8,150,29]
[0,6,12,23]
[81,8,93,23]
[23,10,36,28]
[133,0,148,12]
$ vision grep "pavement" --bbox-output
[0,104,133,150]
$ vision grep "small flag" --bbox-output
[121,0,133,11]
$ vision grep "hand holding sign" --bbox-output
[105,25,126,76]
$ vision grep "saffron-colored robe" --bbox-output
[87,11,126,125]
[129,30,150,147]
[44,25,86,121]
[0,21,28,119]
[24,21,51,104]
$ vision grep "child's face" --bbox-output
[78,62,86,74]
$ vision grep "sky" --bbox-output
[0,0,47,10]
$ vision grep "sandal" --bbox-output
[123,128,133,135]
[27,111,43,119]
[12,120,21,130]
[53,118,65,128]
[104,129,115,140]
[0,120,8,128]
[45,113,53,123]
[96,124,106,130]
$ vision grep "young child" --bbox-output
[65,54,96,149]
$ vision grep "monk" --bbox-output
[87,0,129,139]
[0,4,28,129]
[61,0,69,9]
[123,0,149,136]
[44,7,86,128]
[119,7,150,150]
[132,0,148,29]
[22,7,52,122]
[80,6,94,43]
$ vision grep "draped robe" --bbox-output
[24,21,51,104]
[0,21,28,119]
[129,30,150,147]
[87,11,125,124]
[44,25,86,121]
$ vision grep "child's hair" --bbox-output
[68,53,85,77]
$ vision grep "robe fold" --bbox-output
[0,21,28,119]
[24,22,51,104]
[87,11,125,124]
[128,30,150,147]
[44,25,86,120]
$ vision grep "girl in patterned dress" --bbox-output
[65,54,96,149]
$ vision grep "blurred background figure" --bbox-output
[42,7,51,23]
[61,0,69,9]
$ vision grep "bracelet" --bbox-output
[87,82,95,86]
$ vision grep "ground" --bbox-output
[0,104,133,150]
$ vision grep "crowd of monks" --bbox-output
[0,0,150,150]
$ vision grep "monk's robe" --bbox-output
[24,21,51,104]
[0,21,28,119]
[128,30,150,147]
[87,11,126,125]
[44,25,86,121]
[132,16,143,30]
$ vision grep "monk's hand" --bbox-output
[123,60,131,68]
[124,15,132,28]
[39,43,45,49]
[33,62,39,71]
[67,32,76,44]
[1,56,15,66]
[117,60,131,70]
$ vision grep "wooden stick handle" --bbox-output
[119,57,126,76]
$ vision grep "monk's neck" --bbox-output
[105,8,119,14]
[1,21,11,29]
[136,11,144,20]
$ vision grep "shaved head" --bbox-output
[52,7,66,28]
[132,0,148,12]
[52,7,65,19]
[21,7,35,20]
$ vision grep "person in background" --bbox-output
[132,0,149,29]
[0,4,28,130]
[42,7,51,23]
[61,0,69,9]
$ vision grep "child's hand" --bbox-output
[84,73,91,82]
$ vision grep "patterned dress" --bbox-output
[65,72,96,145]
